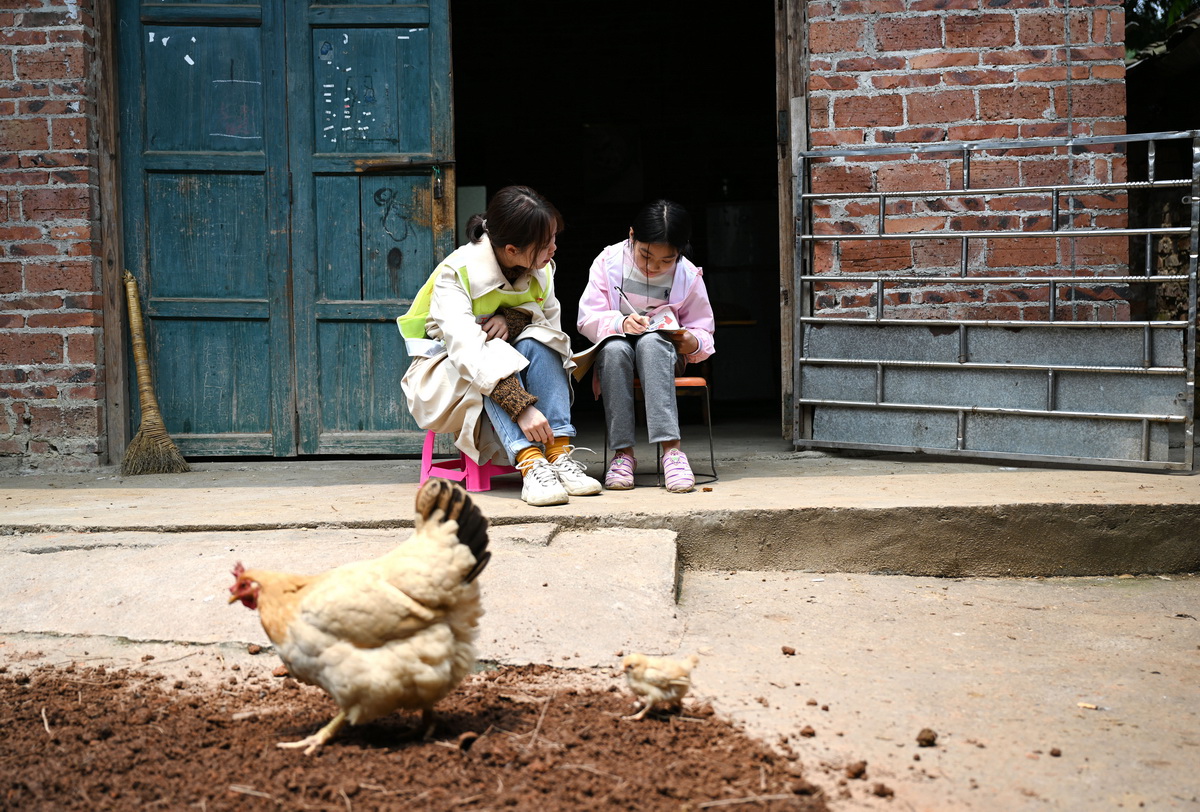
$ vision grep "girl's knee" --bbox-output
[515,337,554,361]
[598,338,635,361]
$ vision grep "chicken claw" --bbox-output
[278,710,349,756]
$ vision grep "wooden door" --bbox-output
[117,0,453,457]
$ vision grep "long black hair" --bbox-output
[466,185,563,266]
[630,199,692,256]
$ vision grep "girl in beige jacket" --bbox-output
[401,186,601,506]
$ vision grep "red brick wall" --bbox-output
[804,1,1130,321]
[0,0,104,472]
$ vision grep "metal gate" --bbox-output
[792,131,1200,472]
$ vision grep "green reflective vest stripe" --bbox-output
[397,263,551,355]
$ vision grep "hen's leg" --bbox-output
[278,710,348,755]
[622,701,654,721]
[420,708,438,740]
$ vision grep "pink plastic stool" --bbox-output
[419,431,518,492]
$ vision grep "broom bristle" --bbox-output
[121,420,191,476]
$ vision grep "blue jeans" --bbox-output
[483,338,576,464]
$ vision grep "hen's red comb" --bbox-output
[232,562,245,578]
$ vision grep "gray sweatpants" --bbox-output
[596,331,682,451]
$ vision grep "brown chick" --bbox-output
[621,652,700,720]
[228,477,490,755]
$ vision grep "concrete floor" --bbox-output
[2,409,1199,809]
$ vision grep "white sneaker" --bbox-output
[550,446,602,496]
[518,457,569,506]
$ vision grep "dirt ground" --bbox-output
[0,659,846,811]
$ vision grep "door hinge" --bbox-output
[433,165,444,200]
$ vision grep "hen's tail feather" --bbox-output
[415,478,491,583]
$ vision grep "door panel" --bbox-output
[119,1,293,458]
[118,0,453,457]
[289,1,454,455]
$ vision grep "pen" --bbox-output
[614,285,643,317]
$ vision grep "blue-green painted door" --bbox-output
[117,0,453,457]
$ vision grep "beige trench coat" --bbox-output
[401,236,575,463]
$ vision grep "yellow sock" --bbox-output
[516,446,546,474]
[545,436,571,463]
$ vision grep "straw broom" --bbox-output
[121,270,190,476]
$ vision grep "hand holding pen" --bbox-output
[615,286,650,335]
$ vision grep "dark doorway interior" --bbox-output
[450,1,781,423]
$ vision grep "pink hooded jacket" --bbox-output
[576,241,716,395]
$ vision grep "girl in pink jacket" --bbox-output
[576,200,715,492]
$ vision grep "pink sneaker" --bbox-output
[605,452,636,490]
[662,448,695,493]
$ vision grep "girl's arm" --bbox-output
[428,265,526,390]
[675,268,716,364]
[576,250,625,343]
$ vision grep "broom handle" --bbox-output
[122,271,165,423]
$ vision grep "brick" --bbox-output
[838,0,906,10]
[809,75,860,91]
[967,160,1021,187]
[49,115,90,149]
[50,224,91,240]
[811,163,874,194]
[23,260,97,292]
[1059,83,1124,118]
[947,123,1020,141]
[1090,120,1126,136]
[0,29,47,46]
[66,331,97,363]
[979,85,1053,120]
[0,225,44,241]
[21,186,91,220]
[909,51,979,71]
[835,95,904,127]
[64,292,102,309]
[944,69,1014,86]
[945,13,1015,47]
[872,73,941,89]
[1016,66,1070,82]
[0,261,20,292]
[878,162,949,192]
[0,169,51,185]
[809,19,865,54]
[0,312,23,328]
[808,95,830,129]
[875,126,947,143]
[910,0,978,10]
[988,238,1059,268]
[1073,236,1128,266]
[1017,12,1066,46]
[0,331,63,364]
[837,55,906,71]
[842,239,915,273]
[63,383,102,401]
[22,152,89,169]
[1090,63,1125,80]
[6,295,66,310]
[26,311,102,328]
[983,48,1056,66]
[0,116,50,150]
[13,45,85,81]
[8,242,58,256]
[875,17,943,51]
[28,403,102,438]
[1019,121,1079,139]
[0,384,58,399]
[907,90,976,125]
[1069,45,1123,62]
[810,129,868,147]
